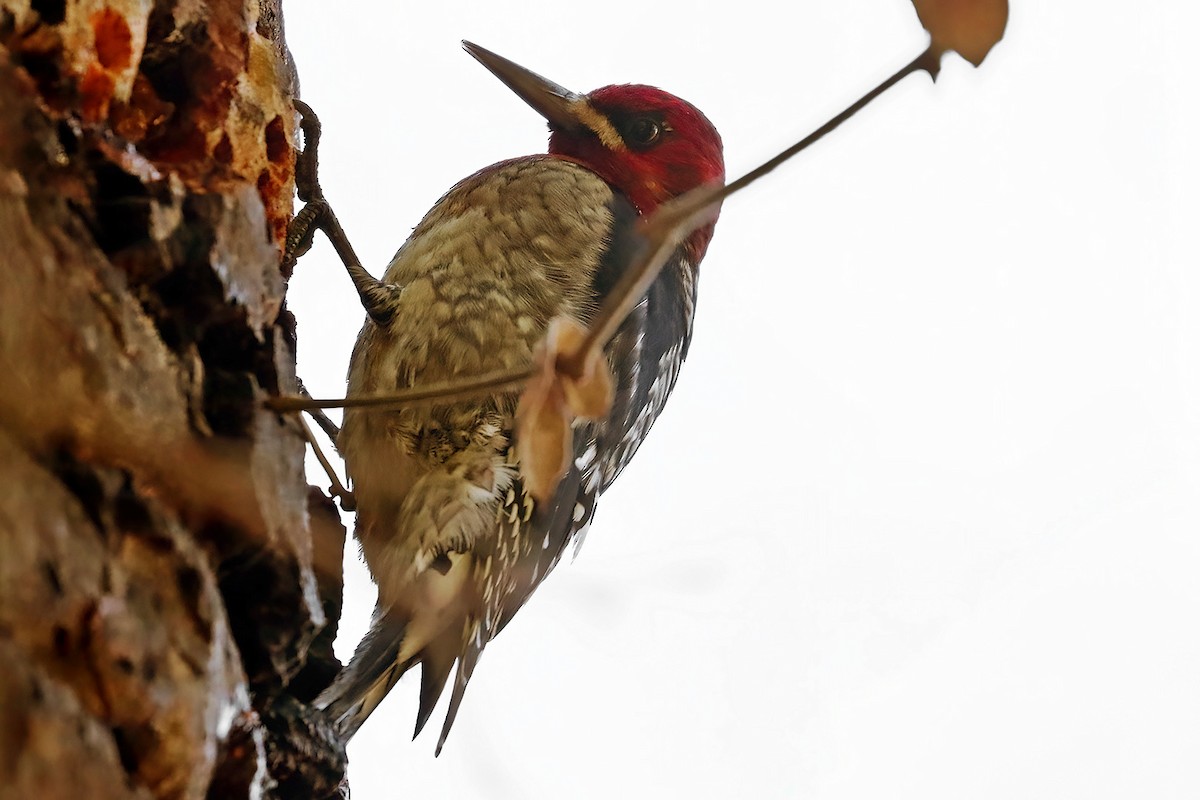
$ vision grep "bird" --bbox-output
[313,41,725,753]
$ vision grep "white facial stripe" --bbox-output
[569,99,626,152]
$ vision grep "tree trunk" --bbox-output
[0,1,347,797]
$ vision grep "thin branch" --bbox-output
[562,46,937,377]
[266,366,536,413]
[299,415,356,511]
[724,47,937,200]
[295,379,343,442]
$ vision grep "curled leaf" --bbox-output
[912,0,1008,66]
[553,319,614,419]
[516,317,615,502]
[515,370,570,504]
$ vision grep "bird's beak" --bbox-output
[462,41,585,133]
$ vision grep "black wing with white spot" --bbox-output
[435,455,584,753]
[574,248,697,545]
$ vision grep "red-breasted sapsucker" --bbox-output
[315,42,725,753]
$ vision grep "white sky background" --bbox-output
[283,2,1200,798]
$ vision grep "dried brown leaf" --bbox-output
[515,376,571,504]
[912,0,1008,66]
[563,358,613,419]
[551,318,614,419]
[516,317,616,502]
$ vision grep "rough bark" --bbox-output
[0,1,347,797]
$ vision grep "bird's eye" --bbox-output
[624,117,662,147]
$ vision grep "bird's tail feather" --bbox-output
[316,606,411,740]
[412,627,460,740]
[436,621,483,756]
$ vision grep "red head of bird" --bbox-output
[463,42,725,262]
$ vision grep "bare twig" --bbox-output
[266,366,535,413]
[299,415,356,511]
